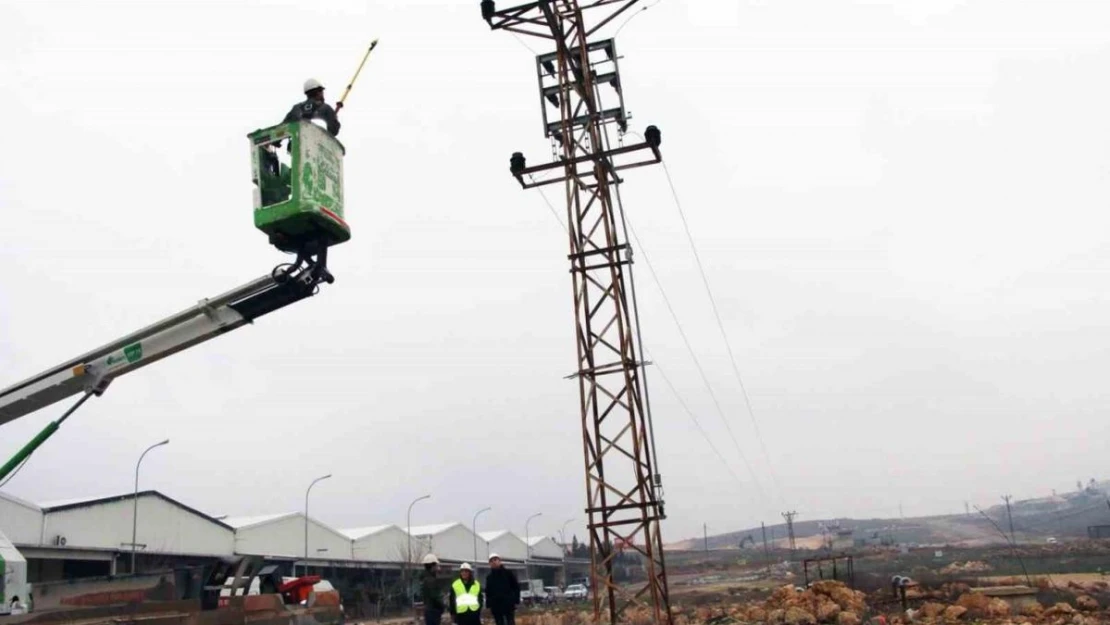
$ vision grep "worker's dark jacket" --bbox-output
[483,568,520,613]
[421,571,447,615]
[448,578,483,625]
[283,99,341,137]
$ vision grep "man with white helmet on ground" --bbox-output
[421,554,447,625]
[483,554,520,625]
[283,78,341,137]
[449,563,483,625]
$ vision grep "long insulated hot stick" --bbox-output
[336,39,379,111]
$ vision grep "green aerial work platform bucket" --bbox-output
[248,121,349,252]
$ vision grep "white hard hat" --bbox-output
[422,554,440,565]
[303,78,325,93]
[460,563,473,571]
[488,553,501,561]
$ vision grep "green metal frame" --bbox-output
[249,121,349,252]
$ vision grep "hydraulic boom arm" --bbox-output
[1,113,355,484]
[0,253,333,456]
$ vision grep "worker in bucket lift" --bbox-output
[284,78,341,137]
[449,563,483,625]
[421,554,448,625]
[260,78,340,205]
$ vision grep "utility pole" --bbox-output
[782,512,798,561]
[482,2,670,624]
[703,523,708,553]
[1002,495,1016,545]
[761,522,770,574]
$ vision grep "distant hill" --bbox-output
[670,480,1110,551]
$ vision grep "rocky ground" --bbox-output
[515,578,1110,625]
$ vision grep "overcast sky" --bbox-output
[1,0,1109,546]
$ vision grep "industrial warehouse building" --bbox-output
[480,530,528,562]
[0,489,586,591]
[342,525,410,563]
[226,513,355,563]
[528,536,564,560]
[407,523,483,564]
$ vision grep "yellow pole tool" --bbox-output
[336,39,379,111]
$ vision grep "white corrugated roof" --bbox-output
[407,522,460,536]
[527,536,552,546]
[222,512,298,528]
[479,530,510,541]
[0,490,41,511]
[340,524,396,540]
[37,493,123,508]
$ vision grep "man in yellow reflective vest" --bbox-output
[449,563,483,625]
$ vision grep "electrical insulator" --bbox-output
[510,152,526,175]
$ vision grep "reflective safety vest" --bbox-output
[452,579,481,613]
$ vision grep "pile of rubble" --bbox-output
[517,579,1110,625]
[912,591,1106,625]
[1063,580,1110,595]
[670,581,867,625]
[938,560,993,575]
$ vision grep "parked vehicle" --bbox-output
[563,584,588,601]
[520,579,551,605]
[544,587,563,603]
[520,589,548,604]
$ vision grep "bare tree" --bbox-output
[395,537,432,609]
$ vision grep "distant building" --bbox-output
[0,489,560,588]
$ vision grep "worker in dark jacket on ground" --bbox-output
[483,554,520,625]
[284,78,341,137]
[449,563,483,625]
[421,554,447,625]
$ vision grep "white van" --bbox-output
[0,529,30,615]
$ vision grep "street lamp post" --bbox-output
[407,494,431,609]
[559,518,574,586]
[304,474,332,576]
[473,506,492,563]
[131,439,169,575]
[525,512,542,584]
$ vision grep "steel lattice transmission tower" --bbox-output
[782,511,798,560]
[481,1,671,623]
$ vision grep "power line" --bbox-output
[660,159,785,498]
[974,505,1033,586]
[530,176,568,233]
[649,354,748,491]
[615,0,665,37]
[528,185,764,498]
[611,197,766,499]
[510,32,538,55]
[605,125,765,500]
[527,125,768,502]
